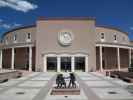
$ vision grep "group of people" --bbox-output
[56,73,76,88]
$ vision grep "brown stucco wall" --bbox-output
[96,47,129,70]
[120,48,129,68]
[103,47,117,69]
[3,49,11,68]
[36,19,96,71]
[14,47,28,70]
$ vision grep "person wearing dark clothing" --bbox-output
[56,74,66,88]
[60,74,66,88]
[56,74,62,88]
[68,73,76,88]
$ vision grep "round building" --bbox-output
[0,17,132,72]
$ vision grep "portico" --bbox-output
[0,43,35,71]
[96,43,132,71]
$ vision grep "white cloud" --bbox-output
[130,27,133,30]
[2,24,11,29]
[0,19,21,29]
[13,23,21,27]
[0,0,38,12]
[0,19,3,22]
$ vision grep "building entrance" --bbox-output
[61,57,71,72]
[44,54,88,72]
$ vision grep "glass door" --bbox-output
[61,57,71,72]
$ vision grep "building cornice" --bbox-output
[37,16,96,21]
[96,25,128,35]
[2,24,36,38]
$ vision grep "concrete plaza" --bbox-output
[0,72,132,100]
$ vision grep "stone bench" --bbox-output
[123,77,133,83]
[51,87,80,95]
[0,70,22,83]
[110,74,119,78]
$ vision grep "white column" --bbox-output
[29,46,32,72]
[85,56,89,72]
[100,46,103,72]
[117,47,120,71]
[57,56,61,72]
[43,56,47,72]
[11,48,15,70]
[129,48,132,67]
[71,56,75,72]
[0,50,2,69]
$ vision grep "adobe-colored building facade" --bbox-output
[0,17,132,72]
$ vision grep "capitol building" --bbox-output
[0,17,132,72]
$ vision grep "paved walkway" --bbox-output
[76,72,133,100]
[0,72,132,100]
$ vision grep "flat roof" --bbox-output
[37,16,96,20]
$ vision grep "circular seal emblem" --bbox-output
[58,30,73,46]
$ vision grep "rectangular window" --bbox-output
[26,33,31,42]
[114,34,117,42]
[101,33,105,42]
[14,34,17,41]
[28,33,31,39]
[114,35,117,40]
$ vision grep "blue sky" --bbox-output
[0,0,133,40]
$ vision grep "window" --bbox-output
[27,33,31,39]
[5,37,8,44]
[100,33,105,41]
[26,33,31,42]
[113,33,117,42]
[47,57,57,71]
[13,34,17,41]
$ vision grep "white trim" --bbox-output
[85,56,88,72]
[71,56,75,72]
[11,48,15,70]
[29,46,32,72]
[117,47,120,71]
[100,46,103,72]
[96,43,132,49]
[57,56,61,72]
[43,56,47,72]
[129,48,132,66]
